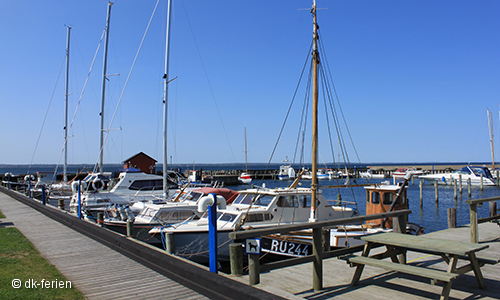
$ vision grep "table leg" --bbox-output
[468,252,486,289]
[351,242,373,286]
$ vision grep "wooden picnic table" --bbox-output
[346,232,497,300]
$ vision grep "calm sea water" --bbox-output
[1,164,499,233]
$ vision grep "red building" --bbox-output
[122,152,157,174]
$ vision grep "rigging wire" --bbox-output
[179,0,236,162]
[95,0,161,172]
[27,56,66,177]
[260,42,313,186]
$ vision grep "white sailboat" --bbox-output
[149,0,360,262]
[238,127,252,184]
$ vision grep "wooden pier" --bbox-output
[1,184,500,299]
[229,222,500,299]
[0,187,285,300]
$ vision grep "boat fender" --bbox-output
[71,181,88,194]
[71,181,79,194]
[24,174,35,181]
[124,206,135,222]
[197,195,226,213]
[92,178,105,191]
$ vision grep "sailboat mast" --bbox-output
[99,1,113,173]
[163,0,173,197]
[310,0,319,222]
[64,26,71,182]
[244,127,248,172]
[488,109,495,172]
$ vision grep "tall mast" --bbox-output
[309,0,319,222]
[244,127,248,172]
[64,26,71,182]
[99,1,113,173]
[488,109,495,172]
[163,0,173,197]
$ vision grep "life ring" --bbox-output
[92,178,105,191]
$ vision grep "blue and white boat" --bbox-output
[419,165,496,186]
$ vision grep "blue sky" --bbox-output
[1,0,499,166]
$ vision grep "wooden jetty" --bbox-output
[0,186,285,300]
[1,183,500,299]
[229,222,500,299]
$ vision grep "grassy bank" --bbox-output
[0,227,84,299]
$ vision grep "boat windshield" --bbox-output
[200,211,238,223]
[232,193,274,207]
[470,167,492,178]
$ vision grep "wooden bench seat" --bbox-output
[348,256,459,284]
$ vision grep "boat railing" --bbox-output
[465,196,500,243]
[228,209,411,289]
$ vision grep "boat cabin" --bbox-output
[364,184,408,229]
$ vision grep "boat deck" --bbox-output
[229,222,500,299]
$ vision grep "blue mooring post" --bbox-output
[78,180,82,219]
[41,186,46,205]
[208,193,218,273]
[28,179,32,198]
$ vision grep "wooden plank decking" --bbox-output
[0,192,210,300]
[230,221,500,299]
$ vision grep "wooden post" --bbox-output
[166,232,175,254]
[312,227,323,291]
[97,212,104,227]
[393,215,407,264]
[41,186,46,205]
[490,201,498,218]
[419,180,423,207]
[453,179,457,200]
[323,228,331,252]
[470,203,478,243]
[126,220,134,237]
[468,178,472,198]
[434,181,438,202]
[447,208,457,228]
[58,199,65,210]
[459,174,463,194]
[229,242,243,276]
[248,254,260,285]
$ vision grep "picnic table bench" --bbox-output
[343,232,499,300]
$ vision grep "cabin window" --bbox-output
[219,213,237,222]
[253,195,274,206]
[277,196,299,207]
[157,210,195,221]
[383,193,393,205]
[372,192,380,204]
[247,213,264,222]
[264,213,273,221]
[233,194,253,205]
[300,195,315,207]
[366,191,370,203]
[129,179,163,191]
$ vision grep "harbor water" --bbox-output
[1,164,498,233]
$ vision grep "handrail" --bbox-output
[228,209,411,289]
[229,209,411,240]
[465,195,500,205]
[465,196,500,243]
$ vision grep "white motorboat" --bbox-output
[69,169,178,215]
[392,167,426,179]
[149,186,358,263]
[277,159,295,180]
[238,172,252,184]
[359,168,387,179]
[419,165,496,186]
[103,187,237,244]
[302,168,333,180]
